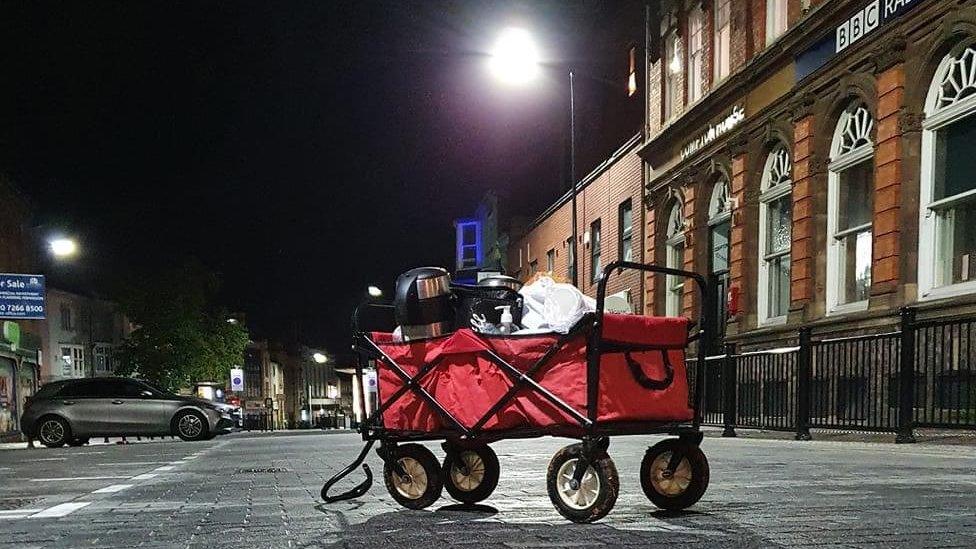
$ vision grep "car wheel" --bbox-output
[37,416,71,448]
[173,410,209,441]
[67,437,90,447]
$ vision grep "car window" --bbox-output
[34,383,66,399]
[120,380,153,397]
[58,380,101,397]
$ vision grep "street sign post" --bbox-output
[230,367,244,392]
[0,274,45,320]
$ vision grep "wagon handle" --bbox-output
[321,439,376,503]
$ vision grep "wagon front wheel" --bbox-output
[383,444,443,510]
[442,444,500,504]
[546,443,618,523]
[640,438,709,511]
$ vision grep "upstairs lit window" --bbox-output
[714,0,731,82]
[688,6,705,103]
[766,0,788,44]
[663,28,682,121]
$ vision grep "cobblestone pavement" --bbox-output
[0,430,974,548]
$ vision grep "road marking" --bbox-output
[29,476,130,482]
[130,473,157,481]
[97,461,172,466]
[30,502,91,518]
[92,484,133,494]
[0,509,43,515]
[33,457,68,462]
[154,466,175,471]
[182,455,199,460]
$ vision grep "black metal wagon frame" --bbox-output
[321,261,717,520]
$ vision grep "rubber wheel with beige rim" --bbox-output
[640,438,709,511]
[383,444,443,510]
[545,443,619,523]
[442,444,499,504]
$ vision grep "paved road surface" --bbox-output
[0,431,973,548]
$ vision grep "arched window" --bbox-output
[759,145,792,323]
[919,45,976,298]
[827,104,874,313]
[708,177,731,332]
[665,201,685,316]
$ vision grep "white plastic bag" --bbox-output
[519,276,551,330]
[518,276,595,333]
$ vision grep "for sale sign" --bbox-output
[0,274,45,320]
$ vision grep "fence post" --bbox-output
[896,307,917,444]
[722,342,737,437]
[795,327,813,441]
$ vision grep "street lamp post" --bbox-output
[312,351,328,428]
[568,69,578,287]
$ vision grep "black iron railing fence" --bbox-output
[694,307,976,442]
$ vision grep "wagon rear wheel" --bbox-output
[640,438,709,511]
[442,444,499,504]
[546,443,618,523]
[383,444,443,510]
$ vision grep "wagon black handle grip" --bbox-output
[321,439,375,503]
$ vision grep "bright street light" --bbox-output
[367,285,382,298]
[489,27,539,85]
[312,352,328,364]
[49,238,78,258]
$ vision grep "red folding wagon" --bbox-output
[322,262,717,523]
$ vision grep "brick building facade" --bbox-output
[640,0,976,350]
[508,134,645,310]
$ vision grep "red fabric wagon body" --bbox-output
[373,313,694,437]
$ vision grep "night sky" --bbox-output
[2,1,643,353]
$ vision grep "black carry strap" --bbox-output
[623,350,674,390]
[600,340,681,392]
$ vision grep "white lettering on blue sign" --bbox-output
[836,0,919,53]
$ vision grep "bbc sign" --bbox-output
[836,0,921,53]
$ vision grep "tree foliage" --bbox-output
[114,262,248,392]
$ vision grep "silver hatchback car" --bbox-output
[21,377,236,447]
